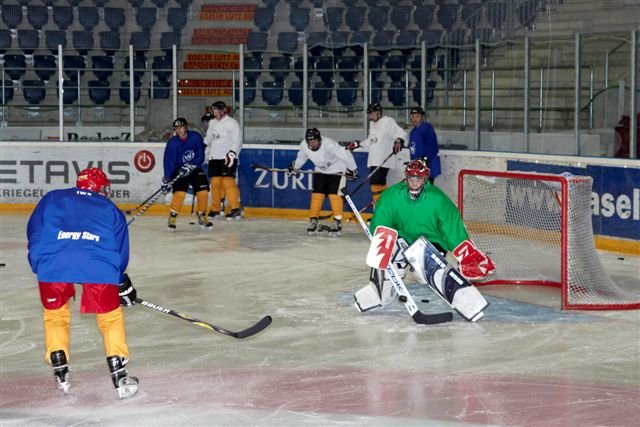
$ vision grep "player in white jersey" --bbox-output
[347,102,407,205]
[204,101,243,220]
[288,128,359,236]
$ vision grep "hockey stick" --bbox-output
[344,194,453,325]
[345,151,395,198]
[124,188,163,215]
[250,163,347,177]
[136,298,273,339]
[127,175,181,225]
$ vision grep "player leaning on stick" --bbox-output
[204,101,243,220]
[162,117,212,231]
[408,106,440,183]
[288,127,359,236]
[27,168,139,399]
[347,102,407,205]
[354,159,495,311]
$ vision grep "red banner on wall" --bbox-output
[200,4,256,21]
[192,28,251,46]
[177,79,233,97]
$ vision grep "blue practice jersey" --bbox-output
[163,130,206,180]
[27,188,129,285]
[409,122,441,180]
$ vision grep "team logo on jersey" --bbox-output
[182,150,195,164]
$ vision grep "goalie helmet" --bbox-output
[173,117,188,128]
[76,168,111,196]
[404,159,430,200]
[305,127,322,151]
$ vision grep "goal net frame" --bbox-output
[458,169,640,310]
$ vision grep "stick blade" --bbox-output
[233,315,273,339]
[412,311,453,325]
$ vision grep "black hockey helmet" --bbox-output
[201,112,213,123]
[173,117,188,128]
[305,127,321,142]
[409,106,425,116]
[366,102,382,114]
[212,101,226,111]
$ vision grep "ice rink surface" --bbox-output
[1,213,639,427]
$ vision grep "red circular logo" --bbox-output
[133,150,155,173]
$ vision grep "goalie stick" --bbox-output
[344,194,453,325]
[136,298,273,339]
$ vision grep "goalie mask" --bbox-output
[76,168,111,196]
[405,159,430,200]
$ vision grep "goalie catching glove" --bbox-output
[118,274,137,307]
[224,150,237,168]
[452,240,495,280]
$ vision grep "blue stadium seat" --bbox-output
[285,0,302,7]
[368,6,389,31]
[371,31,394,51]
[390,5,411,30]
[294,56,315,81]
[63,55,86,81]
[124,55,146,82]
[413,4,436,31]
[246,32,268,56]
[288,80,303,106]
[345,7,365,32]
[22,80,47,106]
[262,0,279,8]
[72,31,94,55]
[396,30,418,54]
[99,31,120,55]
[149,80,171,99]
[326,31,349,56]
[244,56,262,82]
[368,55,384,81]
[92,55,114,81]
[337,56,359,82]
[1,5,23,30]
[105,8,125,32]
[277,32,299,54]
[168,7,188,33]
[437,3,460,31]
[18,30,40,55]
[315,56,335,84]
[46,31,67,54]
[130,31,151,54]
[174,0,194,8]
[57,79,79,105]
[135,7,157,32]
[388,81,406,107]
[53,6,74,31]
[487,2,507,31]
[65,0,81,6]
[370,80,384,103]
[0,30,12,54]
[34,55,57,81]
[234,79,256,105]
[27,5,49,30]
[119,80,142,105]
[261,80,284,106]
[127,0,144,7]
[290,7,310,32]
[152,0,170,6]
[349,31,371,56]
[420,29,442,47]
[311,81,333,107]
[254,7,274,32]
[386,55,408,82]
[161,32,181,53]
[94,0,111,6]
[337,81,358,107]
[152,55,172,82]
[88,80,111,105]
[324,7,343,32]
[518,0,539,29]
[78,7,99,31]
[269,56,290,82]
[3,55,27,81]
[1,80,15,104]
[462,2,483,30]
[43,0,56,7]
[412,80,437,106]
[307,32,326,56]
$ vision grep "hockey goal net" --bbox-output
[458,169,640,310]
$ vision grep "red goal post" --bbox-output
[458,169,640,310]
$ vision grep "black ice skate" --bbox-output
[328,217,342,237]
[207,210,221,219]
[307,217,319,235]
[107,355,138,399]
[51,350,70,394]
[168,212,177,231]
[226,208,242,221]
[197,212,213,229]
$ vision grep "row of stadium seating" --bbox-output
[1,0,192,8]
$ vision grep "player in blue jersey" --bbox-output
[27,168,139,399]
[408,106,441,183]
[162,117,213,231]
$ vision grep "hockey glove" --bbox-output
[160,177,172,193]
[178,163,196,178]
[452,240,496,280]
[346,140,360,151]
[286,161,299,177]
[345,169,358,182]
[118,274,137,307]
[393,138,404,155]
[224,150,237,168]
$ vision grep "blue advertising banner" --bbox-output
[238,147,373,213]
[507,161,640,240]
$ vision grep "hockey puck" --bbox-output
[189,221,195,225]
[398,295,407,303]
[0,263,5,267]
[421,299,430,303]
[617,257,625,261]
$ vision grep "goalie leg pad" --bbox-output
[354,268,397,312]
[404,237,488,322]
